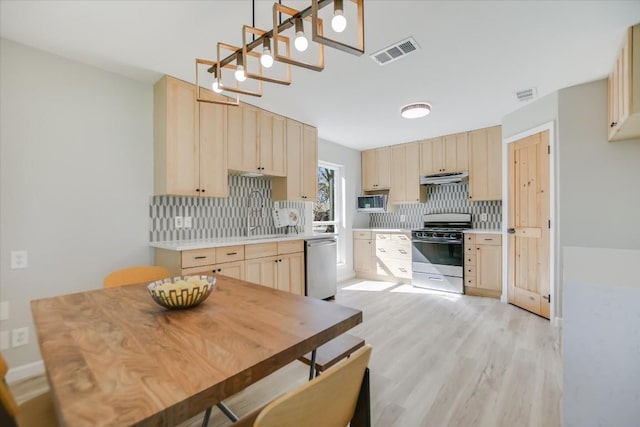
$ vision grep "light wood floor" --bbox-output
[11,279,562,426]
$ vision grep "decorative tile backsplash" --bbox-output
[149,175,307,242]
[370,182,502,229]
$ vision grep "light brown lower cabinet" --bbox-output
[464,233,502,298]
[353,231,411,282]
[154,240,304,295]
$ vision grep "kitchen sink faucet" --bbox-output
[247,189,264,237]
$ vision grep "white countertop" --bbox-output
[464,229,502,234]
[150,233,335,251]
[352,228,412,232]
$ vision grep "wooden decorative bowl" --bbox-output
[147,276,216,309]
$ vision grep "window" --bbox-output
[313,162,345,264]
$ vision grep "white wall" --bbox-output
[0,38,153,372]
[563,247,640,427]
[317,138,368,281]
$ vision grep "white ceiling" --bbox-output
[1,1,639,150]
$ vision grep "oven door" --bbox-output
[411,239,464,293]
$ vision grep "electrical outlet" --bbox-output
[184,216,192,228]
[174,216,183,229]
[400,215,406,222]
[0,301,8,321]
[480,212,488,222]
[0,331,9,351]
[11,327,28,347]
[10,250,28,269]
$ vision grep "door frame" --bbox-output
[501,121,559,324]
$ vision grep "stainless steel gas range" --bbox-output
[411,213,471,294]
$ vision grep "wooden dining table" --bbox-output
[31,275,363,426]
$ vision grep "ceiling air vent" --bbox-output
[515,87,537,102]
[370,37,420,66]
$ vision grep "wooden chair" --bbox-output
[233,345,372,427]
[0,353,58,427]
[103,265,170,288]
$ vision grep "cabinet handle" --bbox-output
[217,268,222,272]
[610,121,617,128]
[196,189,200,192]
[507,228,515,234]
[194,256,207,260]
[226,252,237,255]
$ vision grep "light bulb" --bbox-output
[211,80,223,93]
[261,39,274,68]
[235,65,246,82]
[295,31,308,52]
[331,10,347,32]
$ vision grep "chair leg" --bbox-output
[350,367,371,427]
[201,402,239,427]
[308,349,317,380]
[201,407,212,427]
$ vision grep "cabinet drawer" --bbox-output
[354,230,372,240]
[182,248,216,268]
[390,233,411,243]
[278,240,303,255]
[374,233,391,241]
[377,242,410,260]
[465,253,476,266]
[475,234,502,245]
[387,259,412,279]
[245,242,278,259]
[216,245,245,263]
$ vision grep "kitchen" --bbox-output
[2,1,640,427]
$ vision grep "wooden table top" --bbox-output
[31,276,362,426]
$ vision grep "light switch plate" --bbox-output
[174,216,183,229]
[11,327,28,347]
[10,251,28,269]
[184,216,192,228]
[480,213,488,222]
[400,215,406,222]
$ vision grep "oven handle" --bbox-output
[412,239,463,245]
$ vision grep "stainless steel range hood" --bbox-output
[420,171,469,185]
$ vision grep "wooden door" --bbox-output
[164,77,198,196]
[302,125,318,201]
[198,99,228,197]
[507,130,550,318]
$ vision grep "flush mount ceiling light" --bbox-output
[400,102,432,119]
[196,0,365,105]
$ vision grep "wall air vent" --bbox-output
[370,37,420,66]
[515,87,538,102]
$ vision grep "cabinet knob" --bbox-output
[610,121,618,128]
[196,189,201,192]
[201,189,205,193]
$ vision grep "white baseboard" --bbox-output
[6,360,44,383]
[553,316,563,327]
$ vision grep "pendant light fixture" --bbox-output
[400,102,432,119]
[331,0,347,32]
[195,0,365,105]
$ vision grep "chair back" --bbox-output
[254,345,372,427]
[103,266,170,288]
[0,353,20,425]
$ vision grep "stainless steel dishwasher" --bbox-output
[304,237,337,299]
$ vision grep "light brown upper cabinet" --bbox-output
[362,147,391,191]
[390,142,421,204]
[153,76,228,197]
[420,132,468,175]
[469,126,502,201]
[608,23,640,142]
[227,104,286,176]
[272,119,318,201]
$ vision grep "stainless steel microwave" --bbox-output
[357,194,387,213]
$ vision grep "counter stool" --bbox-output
[300,334,366,379]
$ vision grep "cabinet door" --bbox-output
[420,137,442,175]
[277,252,305,295]
[227,104,258,173]
[163,77,199,196]
[361,149,377,191]
[259,111,286,177]
[390,144,407,203]
[405,142,421,202]
[302,125,318,201]
[353,238,372,272]
[375,147,391,189]
[245,256,278,288]
[443,132,468,173]
[216,261,245,280]
[476,244,502,291]
[198,100,228,197]
[469,126,502,201]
